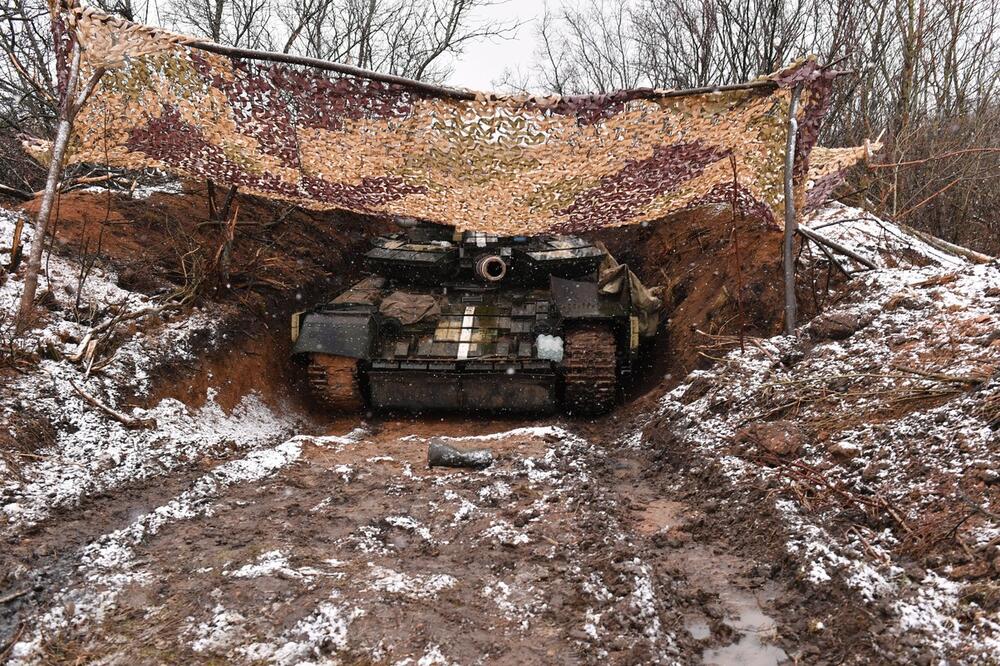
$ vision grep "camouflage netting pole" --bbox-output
[17,4,105,328]
[17,41,81,327]
[782,84,802,336]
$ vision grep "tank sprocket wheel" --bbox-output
[306,354,364,411]
[562,323,618,416]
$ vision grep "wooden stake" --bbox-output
[17,39,106,329]
[782,85,802,336]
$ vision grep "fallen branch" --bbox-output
[69,379,156,429]
[0,183,32,201]
[892,364,987,386]
[896,224,993,264]
[797,226,878,270]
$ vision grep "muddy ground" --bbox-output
[3,189,992,664]
[2,404,870,665]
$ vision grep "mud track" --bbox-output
[0,410,815,665]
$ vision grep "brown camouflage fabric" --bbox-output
[54,5,864,234]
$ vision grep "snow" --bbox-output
[227,550,334,581]
[366,565,458,599]
[1,206,302,533]
[646,203,999,659]
[802,201,967,269]
[191,604,248,653]
[244,593,364,665]
[7,433,312,664]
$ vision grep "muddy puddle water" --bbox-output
[700,583,787,665]
[631,494,787,666]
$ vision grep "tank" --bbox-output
[291,223,660,415]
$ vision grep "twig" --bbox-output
[894,178,961,221]
[956,490,1000,522]
[0,183,32,200]
[0,621,25,662]
[68,379,156,429]
[0,589,28,604]
[868,147,1000,169]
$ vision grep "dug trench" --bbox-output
[0,187,862,663]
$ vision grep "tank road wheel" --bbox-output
[562,323,618,416]
[307,354,364,411]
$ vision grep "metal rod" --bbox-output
[782,84,802,336]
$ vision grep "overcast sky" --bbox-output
[443,0,551,91]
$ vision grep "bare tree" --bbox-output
[534,1,643,94]
[276,0,517,82]
[166,0,276,49]
[526,0,1000,254]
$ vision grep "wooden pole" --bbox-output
[16,43,82,327]
[17,40,106,329]
[188,40,782,102]
[729,154,745,354]
[782,85,802,336]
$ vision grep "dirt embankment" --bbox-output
[19,189,811,412]
[594,205,801,381]
[17,184,394,411]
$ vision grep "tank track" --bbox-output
[307,354,364,411]
[562,323,618,415]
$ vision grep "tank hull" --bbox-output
[292,226,660,415]
[366,368,557,414]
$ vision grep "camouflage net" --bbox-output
[55,5,866,235]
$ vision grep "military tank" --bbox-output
[291,223,661,415]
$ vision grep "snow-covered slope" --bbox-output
[0,207,300,533]
[802,202,976,270]
[646,244,999,658]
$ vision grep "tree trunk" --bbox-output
[17,43,82,329]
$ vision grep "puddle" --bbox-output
[685,616,711,640]
[665,545,787,666]
[702,585,787,665]
[703,638,787,666]
[636,498,689,534]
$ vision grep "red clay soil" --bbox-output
[593,204,789,377]
[16,183,395,415]
[20,183,393,306]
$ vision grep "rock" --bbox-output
[830,442,861,460]
[780,346,805,368]
[737,420,805,456]
[681,375,714,403]
[807,311,872,340]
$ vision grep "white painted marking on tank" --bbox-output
[458,306,475,360]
